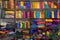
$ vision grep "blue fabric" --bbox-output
[17,22,20,29]
[36,11,40,18]
[54,10,57,18]
[48,11,51,18]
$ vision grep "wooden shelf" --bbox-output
[16,8,59,11]
[16,0,58,2]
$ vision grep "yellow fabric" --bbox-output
[51,11,54,18]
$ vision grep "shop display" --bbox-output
[0,0,60,40]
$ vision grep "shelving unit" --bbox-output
[0,0,60,40]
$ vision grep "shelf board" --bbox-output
[15,28,46,30]
[1,18,60,19]
[16,28,30,31]
[16,28,30,30]
[15,18,30,20]
[30,18,45,19]
[3,8,60,11]
[16,0,43,2]
[16,8,59,11]
[2,8,14,11]
[2,0,9,1]
[16,0,58,2]
[1,18,14,19]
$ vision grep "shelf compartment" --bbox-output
[16,1,59,9]
[15,10,60,19]
[3,0,14,9]
[16,20,30,29]
[1,10,14,18]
